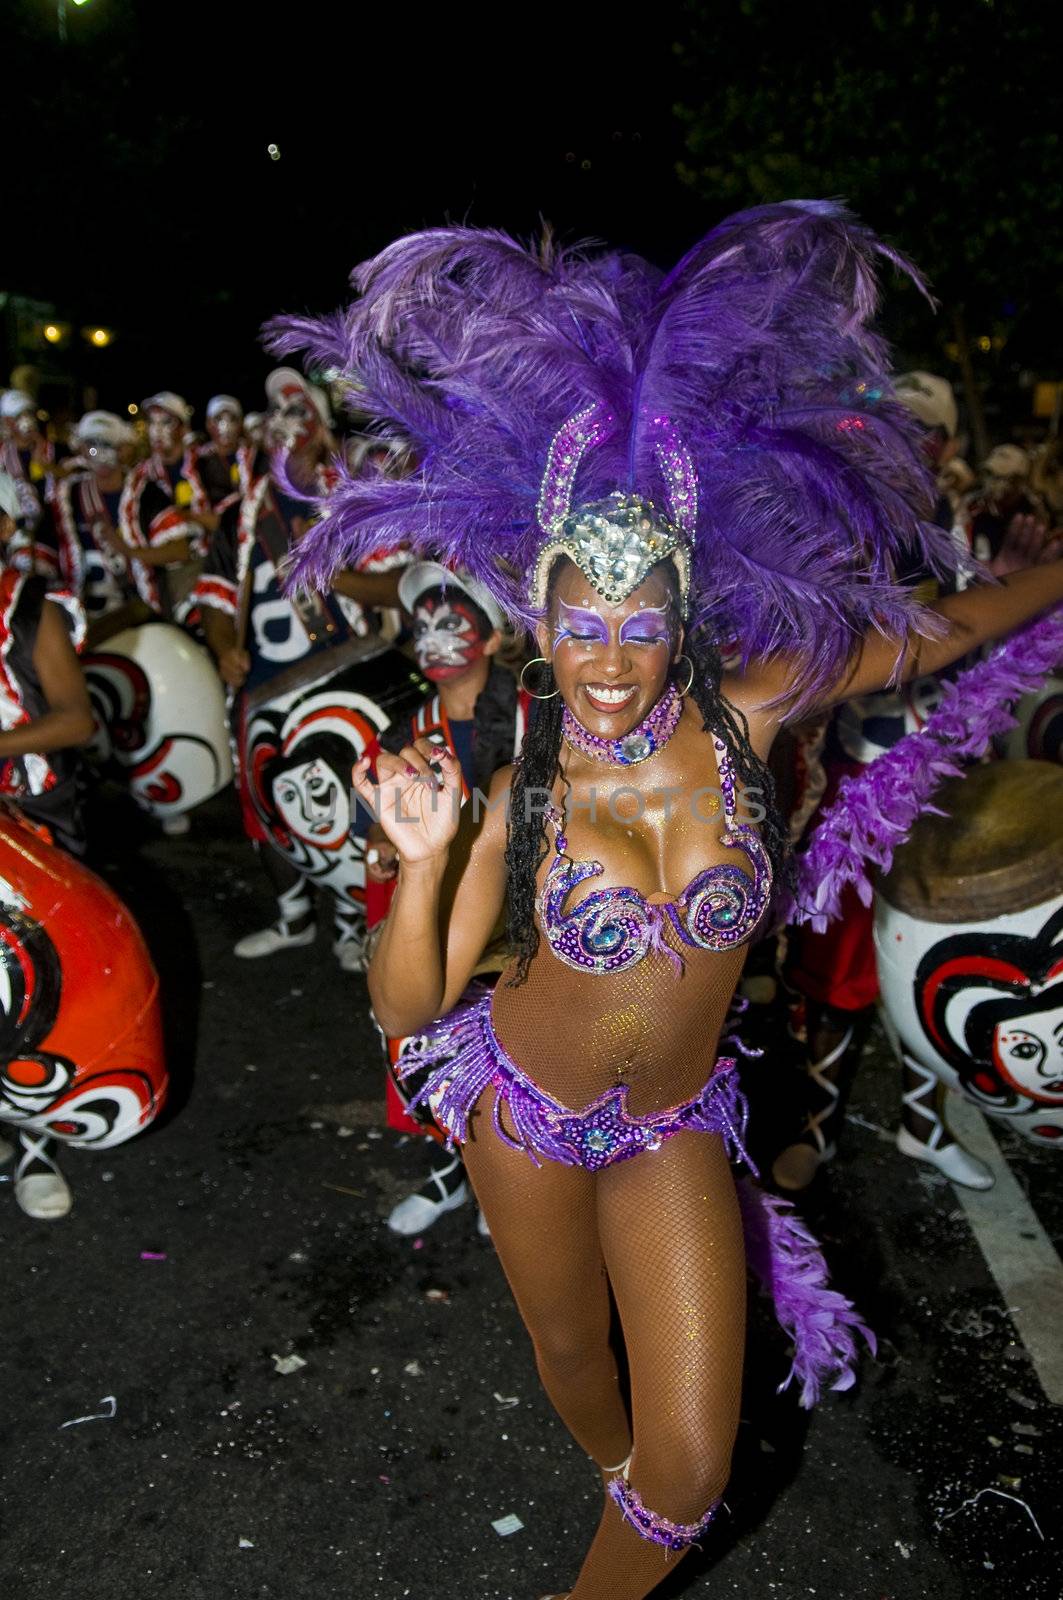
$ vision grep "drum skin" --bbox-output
[874,761,1063,1148]
[242,645,427,908]
[0,812,167,1148]
[82,622,233,818]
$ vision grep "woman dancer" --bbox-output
[269,204,1063,1599]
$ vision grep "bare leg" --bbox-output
[566,1132,746,1600]
[461,1096,632,1471]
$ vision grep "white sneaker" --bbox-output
[15,1135,73,1220]
[234,922,316,959]
[334,936,368,974]
[896,1125,994,1190]
[477,1206,491,1238]
[387,1156,469,1236]
[161,813,191,836]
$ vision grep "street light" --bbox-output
[82,326,114,348]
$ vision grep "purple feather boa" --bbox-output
[786,607,1063,931]
[737,1179,876,1408]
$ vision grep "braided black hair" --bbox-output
[504,572,790,984]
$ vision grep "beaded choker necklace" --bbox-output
[562,682,682,767]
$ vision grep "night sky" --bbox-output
[6,0,1062,429]
[6,0,704,414]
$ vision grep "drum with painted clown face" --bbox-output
[241,638,426,913]
[874,761,1063,1148]
[1,809,166,1148]
[82,621,233,819]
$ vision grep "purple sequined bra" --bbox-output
[535,734,772,975]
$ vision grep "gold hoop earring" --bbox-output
[520,656,560,700]
[674,655,695,698]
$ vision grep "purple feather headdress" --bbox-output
[265,201,956,713]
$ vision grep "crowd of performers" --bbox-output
[3,201,1063,1599]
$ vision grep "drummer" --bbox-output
[47,411,140,627]
[186,394,263,506]
[118,391,212,620]
[0,494,94,1219]
[195,367,407,972]
[364,561,530,1235]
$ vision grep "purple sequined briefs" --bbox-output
[398,989,876,1406]
[397,990,752,1172]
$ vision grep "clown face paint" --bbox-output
[268,393,319,454]
[209,411,242,451]
[147,408,184,460]
[274,757,351,850]
[411,592,487,682]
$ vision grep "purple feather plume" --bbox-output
[786,606,1063,930]
[265,202,956,713]
[737,1178,876,1408]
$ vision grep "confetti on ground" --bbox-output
[491,1514,524,1537]
[493,1393,519,1408]
[59,1395,117,1430]
[238,1538,254,1549]
[404,1361,424,1377]
[271,1353,307,1376]
[140,1251,167,1261]
[424,1288,449,1302]
[321,1183,365,1198]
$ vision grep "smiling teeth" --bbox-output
[587,686,635,704]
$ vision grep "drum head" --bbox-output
[880,759,1063,922]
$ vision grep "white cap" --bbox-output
[983,444,1030,479]
[206,393,243,421]
[894,372,958,439]
[0,389,36,419]
[265,367,331,428]
[398,560,507,632]
[142,391,193,423]
[75,410,136,448]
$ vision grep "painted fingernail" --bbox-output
[404,763,418,777]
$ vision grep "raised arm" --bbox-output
[727,538,1063,739]
[353,746,509,1035]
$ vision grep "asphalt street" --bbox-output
[3,789,1060,1600]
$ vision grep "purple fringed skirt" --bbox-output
[398,989,875,1407]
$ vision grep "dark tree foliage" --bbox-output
[674,0,1063,448]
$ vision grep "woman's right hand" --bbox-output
[352,739,463,866]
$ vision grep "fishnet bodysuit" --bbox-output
[463,883,753,1597]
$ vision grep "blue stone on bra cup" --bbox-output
[587,925,621,952]
[585,1127,612,1153]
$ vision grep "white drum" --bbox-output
[82,622,233,819]
[1002,669,1063,764]
[874,760,1063,1148]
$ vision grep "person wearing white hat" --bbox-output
[966,443,1046,565]
[363,561,531,1235]
[0,390,70,534]
[118,392,212,618]
[186,395,264,509]
[48,412,139,624]
[194,368,413,971]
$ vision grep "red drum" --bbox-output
[82,620,233,818]
[241,638,426,909]
[0,809,167,1148]
[874,761,1063,1147]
